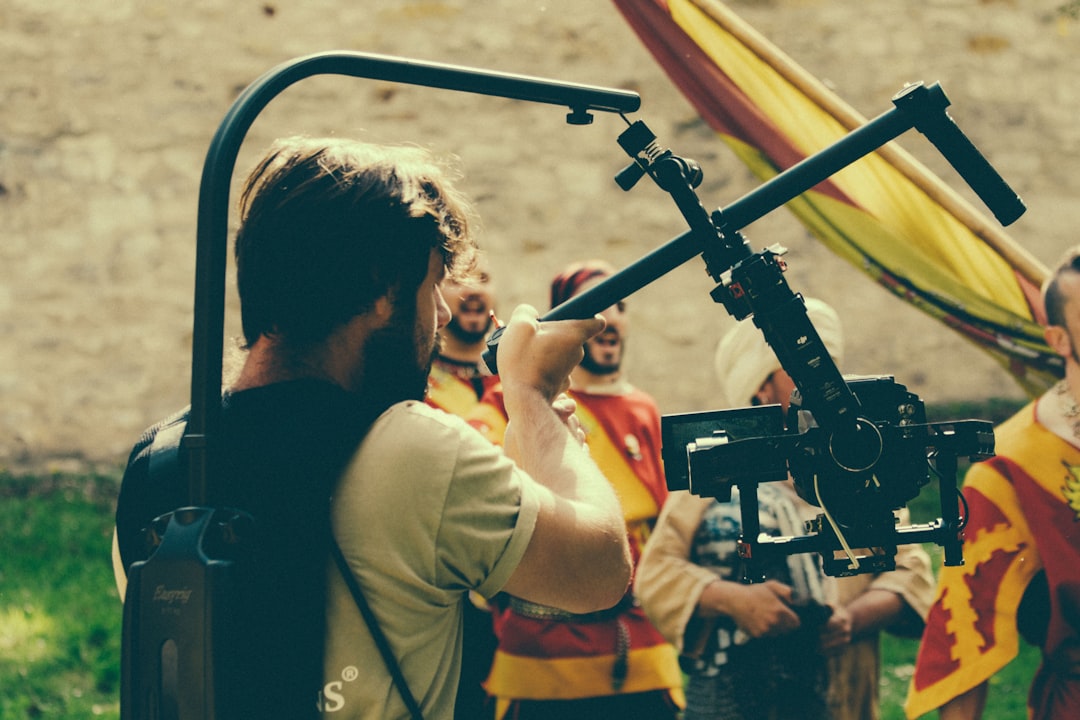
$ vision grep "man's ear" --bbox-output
[1045,324,1072,359]
[373,294,394,323]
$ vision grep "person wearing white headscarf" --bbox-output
[637,297,933,720]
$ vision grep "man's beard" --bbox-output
[445,314,492,347]
[354,307,436,411]
[579,341,621,376]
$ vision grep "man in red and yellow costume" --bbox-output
[906,246,1080,719]
[468,259,684,720]
[427,253,501,417]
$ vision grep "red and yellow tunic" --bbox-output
[426,356,500,417]
[467,382,684,711]
[906,400,1080,719]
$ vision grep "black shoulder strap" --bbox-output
[148,418,187,492]
[331,538,425,720]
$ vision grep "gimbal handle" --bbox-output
[185,51,640,505]
[892,83,1025,226]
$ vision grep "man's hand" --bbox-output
[699,579,802,639]
[819,603,854,652]
[819,588,905,652]
[496,304,605,404]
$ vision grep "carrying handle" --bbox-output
[892,83,1025,226]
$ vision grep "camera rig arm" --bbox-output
[485,82,1024,445]
[186,51,640,506]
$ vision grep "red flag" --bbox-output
[613,0,1061,395]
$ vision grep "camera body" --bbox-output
[663,375,992,579]
[786,375,929,526]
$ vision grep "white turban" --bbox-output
[714,297,845,406]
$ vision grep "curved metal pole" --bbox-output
[184,51,641,503]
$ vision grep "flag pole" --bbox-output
[692,0,1050,287]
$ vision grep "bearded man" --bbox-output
[112,139,631,719]
[907,245,1080,720]
[468,259,684,720]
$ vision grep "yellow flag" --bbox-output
[614,0,1061,395]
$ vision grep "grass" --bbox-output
[0,397,1039,718]
[0,472,122,719]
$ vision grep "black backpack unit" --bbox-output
[120,417,251,720]
[116,51,641,719]
[118,384,367,719]
[121,500,254,719]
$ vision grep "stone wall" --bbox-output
[3,0,1077,472]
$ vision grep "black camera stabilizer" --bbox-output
[484,81,1021,581]
[124,49,1023,716]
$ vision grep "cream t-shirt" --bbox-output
[323,401,540,719]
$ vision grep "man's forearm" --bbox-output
[845,588,905,638]
[500,383,631,611]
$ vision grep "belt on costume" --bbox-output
[508,594,634,623]
[507,595,634,690]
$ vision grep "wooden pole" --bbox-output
[692,0,1050,287]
